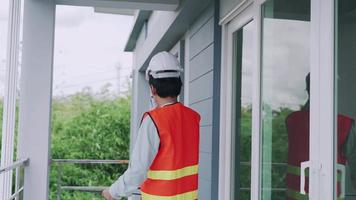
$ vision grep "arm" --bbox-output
[105,116,160,199]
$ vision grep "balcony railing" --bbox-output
[0,158,29,200]
[51,159,129,200]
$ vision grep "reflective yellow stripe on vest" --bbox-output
[147,165,198,180]
[141,190,198,200]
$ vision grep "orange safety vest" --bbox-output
[140,103,200,200]
[285,110,352,200]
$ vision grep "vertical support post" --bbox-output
[211,1,222,199]
[310,0,335,199]
[129,69,150,154]
[56,164,62,200]
[15,166,20,200]
[129,69,150,200]
[0,0,22,199]
[251,1,263,200]
[17,0,56,199]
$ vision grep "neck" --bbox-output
[156,96,178,108]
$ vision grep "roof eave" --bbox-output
[124,10,152,52]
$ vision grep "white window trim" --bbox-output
[218,2,260,200]
[310,0,336,199]
[169,39,187,105]
[169,40,180,56]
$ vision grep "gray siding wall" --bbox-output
[187,4,216,200]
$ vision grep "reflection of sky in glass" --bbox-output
[241,18,310,110]
[241,21,254,108]
[262,18,310,111]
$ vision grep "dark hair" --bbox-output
[306,73,310,94]
[149,75,182,98]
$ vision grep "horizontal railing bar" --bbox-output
[7,187,23,200]
[51,159,129,164]
[0,158,29,174]
[61,186,107,192]
[60,186,141,195]
[261,188,288,191]
[240,188,287,191]
[240,162,288,166]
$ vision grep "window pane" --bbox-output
[231,21,253,200]
[260,0,310,199]
[335,1,356,199]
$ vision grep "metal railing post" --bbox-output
[56,163,62,200]
[15,166,20,200]
[0,158,29,200]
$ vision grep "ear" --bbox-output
[150,85,157,96]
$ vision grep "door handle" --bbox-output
[300,161,312,195]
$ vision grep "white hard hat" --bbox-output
[145,51,183,80]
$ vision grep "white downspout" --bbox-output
[0,0,22,199]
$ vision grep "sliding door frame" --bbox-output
[219,1,262,199]
[219,0,335,199]
[310,0,335,199]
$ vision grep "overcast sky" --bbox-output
[0,2,133,97]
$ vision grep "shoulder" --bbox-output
[141,113,155,126]
[285,110,307,123]
[180,104,201,120]
[338,114,353,122]
[338,114,354,128]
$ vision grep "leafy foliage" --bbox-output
[49,92,131,200]
[238,107,293,200]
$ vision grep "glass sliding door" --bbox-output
[260,0,311,199]
[335,1,356,199]
[231,21,254,200]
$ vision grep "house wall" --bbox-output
[186,4,219,200]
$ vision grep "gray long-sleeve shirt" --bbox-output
[109,116,159,199]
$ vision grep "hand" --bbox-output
[102,188,115,200]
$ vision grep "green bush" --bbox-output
[50,92,131,200]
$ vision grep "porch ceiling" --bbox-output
[55,0,179,11]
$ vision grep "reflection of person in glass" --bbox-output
[285,73,356,200]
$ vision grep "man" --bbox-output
[102,51,201,200]
[285,73,356,200]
